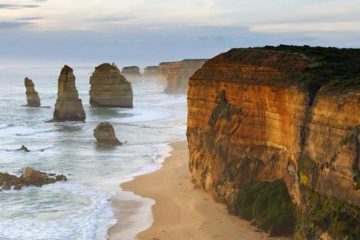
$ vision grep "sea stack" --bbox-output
[121,66,142,81]
[24,77,41,107]
[143,66,158,79]
[52,65,86,122]
[89,63,133,108]
[159,59,207,94]
[94,122,122,145]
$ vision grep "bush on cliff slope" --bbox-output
[233,180,296,236]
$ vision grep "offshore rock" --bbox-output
[52,65,86,121]
[0,167,67,190]
[90,63,133,108]
[159,59,207,94]
[94,122,122,145]
[24,77,41,107]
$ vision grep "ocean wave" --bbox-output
[15,129,57,136]
[0,182,116,240]
[0,123,15,130]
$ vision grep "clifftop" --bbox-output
[211,45,360,93]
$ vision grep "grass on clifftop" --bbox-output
[260,45,360,93]
[225,45,360,93]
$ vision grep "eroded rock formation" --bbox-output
[90,63,133,108]
[94,122,122,145]
[143,66,158,79]
[158,59,207,94]
[24,77,41,107]
[121,66,142,81]
[52,65,86,121]
[0,167,67,190]
[187,46,360,239]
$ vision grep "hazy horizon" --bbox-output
[1,0,360,67]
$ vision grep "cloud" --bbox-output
[0,21,32,29]
[0,4,40,9]
[17,17,43,21]
[90,15,136,23]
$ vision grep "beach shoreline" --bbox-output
[109,140,284,240]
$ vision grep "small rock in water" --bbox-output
[17,145,30,152]
[94,122,122,145]
[0,167,67,190]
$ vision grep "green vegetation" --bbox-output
[343,125,360,144]
[228,45,360,93]
[208,90,242,126]
[299,189,360,240]
[232,180,296,236]
[298,157,318,187]
[261,45,360,93]
[352,171,360,190]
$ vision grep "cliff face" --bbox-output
[187,47,360,239]
[121,66,142,81]
[143,66,158,79]
[159,59,207,94]
[90,63,133,108]
[24,77,41,107]
[53,65,86,122]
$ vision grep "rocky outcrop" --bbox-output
[187,46,360,239]
[143,66,158,79]
[94,122,122,145]
[24,77,41,107]
[159,59,207,94]
[89,63,133,108]
[52,65,86,122]
[121,66,142,81]
[0,167,67,190]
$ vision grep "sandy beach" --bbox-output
[109,141,284,240]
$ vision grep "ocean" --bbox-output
[0,65,187,240]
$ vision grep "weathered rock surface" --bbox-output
[94,122,122,145]
[24,77,41,107]
[90,63,133,108]
[0,167,67,190]
[121,66,142,81]
[143,66,158,79]
[52,65,86,121]
[158,59,207,94]
[187,46,360,239]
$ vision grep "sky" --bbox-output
[0,0,360,67]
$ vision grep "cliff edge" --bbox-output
[187,45,360,239]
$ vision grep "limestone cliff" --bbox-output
[53,65,86,121]
[24,77,41,107]
[159,59,207,94]
[121,66,142,81]
[187,46,360,239]
[90,63,133,108]
[143,66,158,79]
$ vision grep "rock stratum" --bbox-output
[187,45,360,239]
[24,77,41,107]
[90,63,133,108]
[53,65,86,122]
[0,167,67,190]
[159,59,207,94]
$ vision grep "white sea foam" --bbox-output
[0,182,116,240]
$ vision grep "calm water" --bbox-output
[0,66,187,240]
